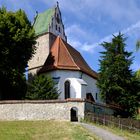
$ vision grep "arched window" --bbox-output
[64,81,70,99]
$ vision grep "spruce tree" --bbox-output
[26,75,59,100]
[97,33,140,117]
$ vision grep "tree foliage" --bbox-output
[0,7,36,99]
[136,40,140,78]
[136,40,140,51]
[97,33,140,117]
[26,75,59,100]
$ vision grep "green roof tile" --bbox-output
[33,8,55,36]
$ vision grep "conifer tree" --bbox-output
[97,33,140,117]
[26,75,59,100]
[136,41,140,78]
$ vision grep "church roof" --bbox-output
[33,8,55,36]
[38,36,98,79]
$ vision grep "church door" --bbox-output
[70,107,78,121]
[64,81,70,99]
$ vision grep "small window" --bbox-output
[96,93,98,100]
[56,14,60,23]
[52,77,60,84]
[56,25,57,30]
[59,27,61,32]
[64,81,70,99]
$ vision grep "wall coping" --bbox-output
[0,98,85,104]
[0,99,121,111]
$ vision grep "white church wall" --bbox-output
[46,70,102,103]
[81,85,87,99]
[65,78,82,98]
[46,70,81,99]
[69,79,81,98]
[82,73,102,103]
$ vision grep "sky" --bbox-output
[0,0,140,72]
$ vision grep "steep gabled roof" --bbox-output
[33,8,55,36]
[39,36,98,79]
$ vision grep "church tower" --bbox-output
[28,2,67,75]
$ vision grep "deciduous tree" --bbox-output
[0,7,36,99]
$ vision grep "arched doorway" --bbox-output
[64,80,70,99]
[70,107,78,122]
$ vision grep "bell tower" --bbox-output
[49,2,67,41]
[28,2,67,75]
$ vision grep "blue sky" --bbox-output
[0,0,140,72]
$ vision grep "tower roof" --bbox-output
[38,36,98,79]
[33,8,55,36]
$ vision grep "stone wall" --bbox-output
[28,33,50,75]
[0,99,85,121]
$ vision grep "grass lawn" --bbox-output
[86,121,140,140]
[102,125,140,140]
[0,120,100,140]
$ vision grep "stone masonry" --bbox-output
[0,99,85,121]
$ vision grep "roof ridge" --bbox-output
[59,37,80,69]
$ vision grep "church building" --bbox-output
[28,3,101,103]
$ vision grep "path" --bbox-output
[79,122,125,140]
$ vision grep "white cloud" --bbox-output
[122,21,140,34]
[65,24,100,53]
[54,0,140,23]
[78,20,140,53]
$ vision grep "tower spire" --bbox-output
[57,1,59,7]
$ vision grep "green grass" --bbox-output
[84,120,140,140]
[0,120,100,140]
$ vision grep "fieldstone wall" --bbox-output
[0,99,85,121]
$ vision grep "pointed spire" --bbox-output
[57,1,59,7]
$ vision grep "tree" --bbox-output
[0,7,36,99]
[26,75,59,100]
[136,41,140,78]
[97,33,140,117]
[136,40,140,51]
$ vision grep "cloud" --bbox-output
[77,20,140,53]
[65,24,101,53]
[53,0,140,24]
[122,21,140,34]
[66,24,99,41]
